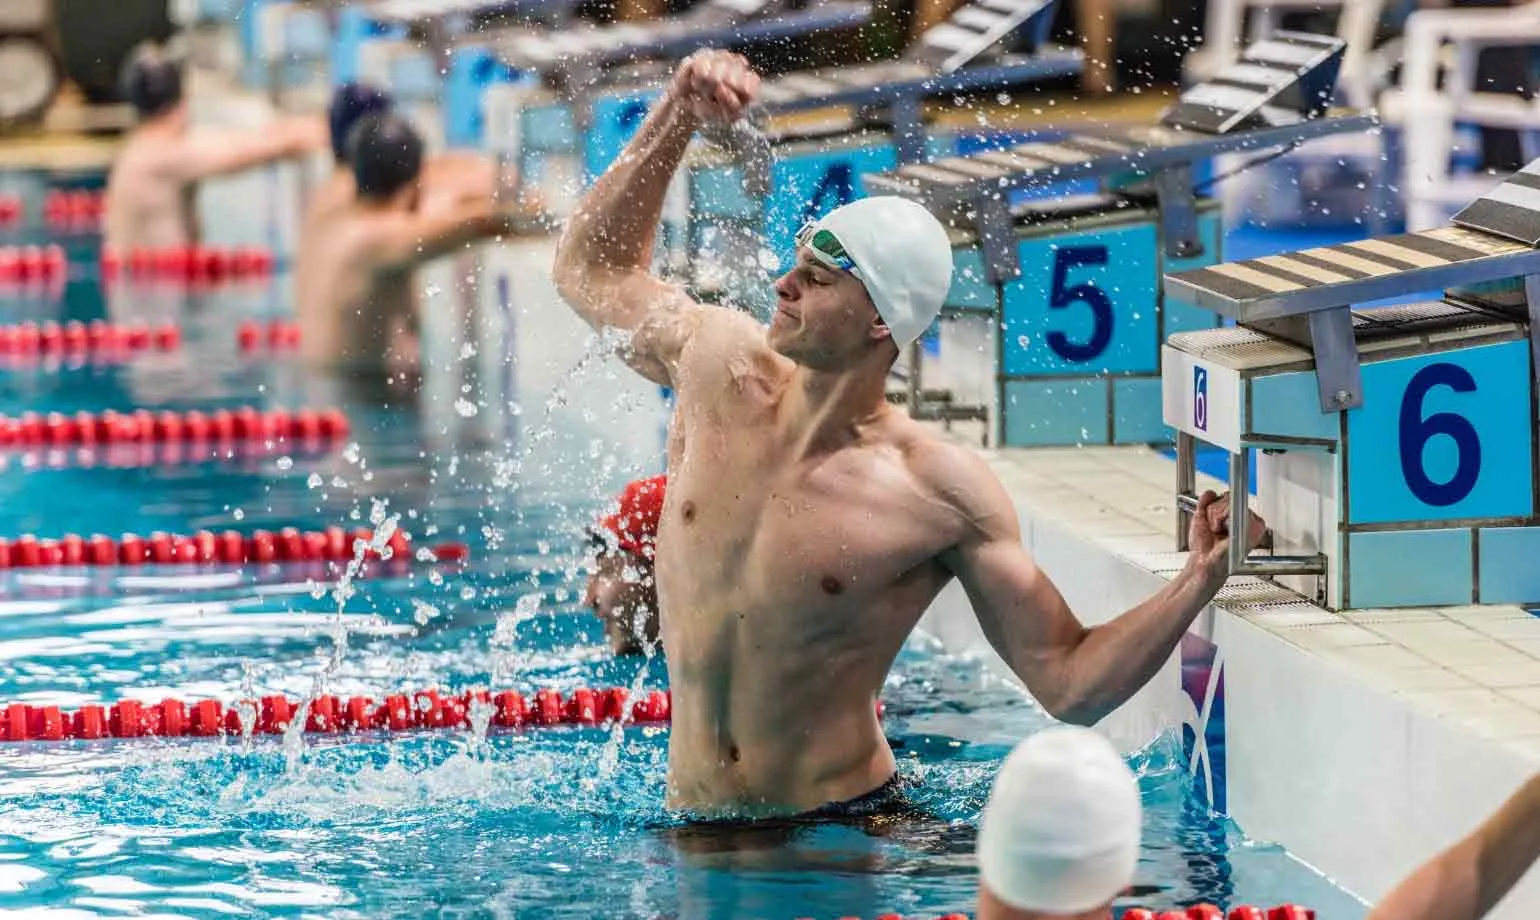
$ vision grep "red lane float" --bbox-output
[100,245,274,283]
[0,195,21,226]
[0,686,672,741]
[0,320,181,357]
[0,407,349,447]
[42,189,103,230]
[0,246,67,284]
[1119,907,1314,920]
[237,319,301,351]
[0,526,468,569]
[3,436,341,471]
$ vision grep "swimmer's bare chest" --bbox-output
[656,365,957,717]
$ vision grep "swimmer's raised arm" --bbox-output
[1367,773,1540,920]
[925,444,1264,725]
[169,117,326,183]
[553,50,760,386]
[377,199,537,272]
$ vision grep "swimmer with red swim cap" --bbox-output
[105,44,327,252]
[585,475,666,656]
[553,49,1266,822]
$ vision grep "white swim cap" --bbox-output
[808,196,954,347]
[977,726,1142,915]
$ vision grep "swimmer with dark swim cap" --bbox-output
[293,111,539,380]
[305,82,523,233]
[584,475,666,656]
[551,49,1267,822]
[103,45,326,252]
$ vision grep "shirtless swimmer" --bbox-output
[552,49,1267,822]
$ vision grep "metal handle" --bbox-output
[1176,436,1326,578]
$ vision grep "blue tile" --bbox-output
[1250,371,1341,442]
[1002,219,1160,376]
[1113,377,1171,444]
[1002,378,1109,446]
[1348,530,1472,608]
[946,246,997,312]
[1347,340,1533,524]
[1479,527,1540,605]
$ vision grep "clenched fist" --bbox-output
[669,49,761,124]
[1187,490,1268,584]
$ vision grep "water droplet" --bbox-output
[276,456,293,471]
[455,398,478,418]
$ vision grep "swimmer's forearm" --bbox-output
[553,93,697,292]
[1369,774,1540,920]
[1050,560,1223,725]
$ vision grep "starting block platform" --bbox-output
[1161,158,1540,612]
[680,0,1080,312]
[858,31,1373,449]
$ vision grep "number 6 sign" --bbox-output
[1347,340,1532,525]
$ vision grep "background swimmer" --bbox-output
[103,45,325,252]
[294,112,537,380]
[585,475,666,656]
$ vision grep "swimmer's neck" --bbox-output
[135,109,188,137]
[783,356,894,456]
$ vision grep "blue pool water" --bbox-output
[0,177,1370,919]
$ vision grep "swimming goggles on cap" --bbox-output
[795,220,860,278]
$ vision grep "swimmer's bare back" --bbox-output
[552,50,1268,820]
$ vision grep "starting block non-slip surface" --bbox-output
[1453,160,1540,247]
[1165,225,1535,320]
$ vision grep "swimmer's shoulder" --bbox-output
[890,417,1014,538]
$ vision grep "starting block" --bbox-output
[680,0,1080,313]
[1161,161,1540,610]
[480,0,872,215]
[860,32,1373,447]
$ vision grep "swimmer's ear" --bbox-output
[868,312,892,342]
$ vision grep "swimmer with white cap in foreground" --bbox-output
[553,48,1266,823]
[977,727,1142,920]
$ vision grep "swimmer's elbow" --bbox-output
[1037,686,1104,727]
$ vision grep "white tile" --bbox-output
[1279,623,1389,652]
[1448,659,1540,689]
[1318,643,1437,671]
[1500,686,1540,710]
[1504,639,1540,660]
[1415,639,1533,669]
[1468,618,1540,642]
[1439,605,1535,624]
[1365,620,1483,648]
[1346,608,1448,625]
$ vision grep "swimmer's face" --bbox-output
[585,550,658,655]
[769,248,886,366]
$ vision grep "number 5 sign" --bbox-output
[1347,340,1533,525]
[1001,222,1159,375]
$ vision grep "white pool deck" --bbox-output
[919,436,1540,917]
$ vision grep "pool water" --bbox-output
[0,172,1368,919]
